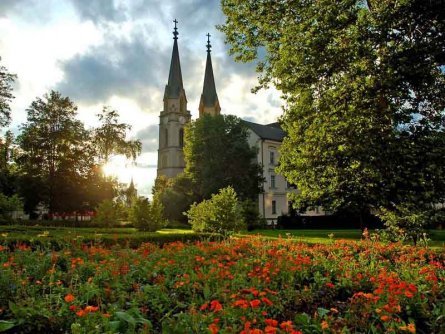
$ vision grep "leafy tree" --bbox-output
[129,196,167,232]
[0,131,18,195]
[220,0,445,221]
[93,106,141,164]
[155,173,199,225]
[186,186,245,236]
[93,199,122,227]
[0,57,16,128]
[16,91,94,215]
[184,114,263,201]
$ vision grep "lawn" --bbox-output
[1,225,445,248]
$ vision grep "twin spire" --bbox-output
[164,20,220,116]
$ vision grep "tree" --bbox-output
[155,173,199,225]
[129,196,167,232]
[0,130,18,195]
[184,114,263,201]
[0,57,16,128]
[93,199,122,227]
[220,1,445,219]
[186,186,245,236]
[93,106,141,164]
[16,91,94,215]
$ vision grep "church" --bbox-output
[156,22,324,223]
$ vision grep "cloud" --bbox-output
[69,0,126,24]
[56,27,168,109]
[136,124,159,153]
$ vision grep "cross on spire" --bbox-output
[206,33,211,53]
[173,19,178,40]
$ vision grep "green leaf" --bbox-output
[0,321,15,332]
[115,311,136,326]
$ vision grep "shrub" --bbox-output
[129,196,167,232]
[93,199,122,227]
[186,186,245,236]
[240,199,264,231]
[0,194,23,221]
[377,204,430,245]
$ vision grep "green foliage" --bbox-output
[184,114,263,201]
[240,199,264,231]
[93,106,141,164]
[220,1,445,217]
[93,199,122,227]
[16,91,94,214]
[186,186,246,236]
[0,194,23,220]
[156,174,198,226]
[129,197,167,232]
[377,205,430,246]
[0,57,16,128]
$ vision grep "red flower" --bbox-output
[265,319,278,327]
[261,297,273,306]
[250,299,261,308]
[210,300,223,312]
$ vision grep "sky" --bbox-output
[0,0,284,197]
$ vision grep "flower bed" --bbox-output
[0,237,444,333]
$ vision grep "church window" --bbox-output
[272,200,277,214]
[164,129,169,147]
[179,128,184,148]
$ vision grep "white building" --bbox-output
[245,121,326,223]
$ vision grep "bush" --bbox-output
[240,199,264,231]
[93,199,122,227]
[377,205,430,245]
[0,193,23,221]
[130,196,167,232]
[186,186,245,236]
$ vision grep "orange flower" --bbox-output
[85,305,99,312]
[234,299,249,309]
[64,294,75,303]
[208,323,219,334]
[380,315,391,322]
[265,326,278,334]
[399,323,416,333]
[76,309,86,317]
[321,321,329,330]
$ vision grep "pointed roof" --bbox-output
[164,19,184,99]
[201,33,219,108]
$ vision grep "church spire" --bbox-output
[199,33,221,117]
[165,19,185,99]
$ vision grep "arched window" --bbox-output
[179,128,184,148]
[164,128,168,148]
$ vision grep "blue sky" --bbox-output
[0,0,283,196]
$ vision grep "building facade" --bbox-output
[157,22,324,221]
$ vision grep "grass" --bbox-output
[1,225,444,248]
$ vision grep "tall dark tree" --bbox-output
[0,57,16,128]
[220,0,445,216]
[0,130,18,195]
[184,114,263,201]
[17,91,93,214]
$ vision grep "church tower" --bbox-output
[199,34,221,117]
[157,20,191,178]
